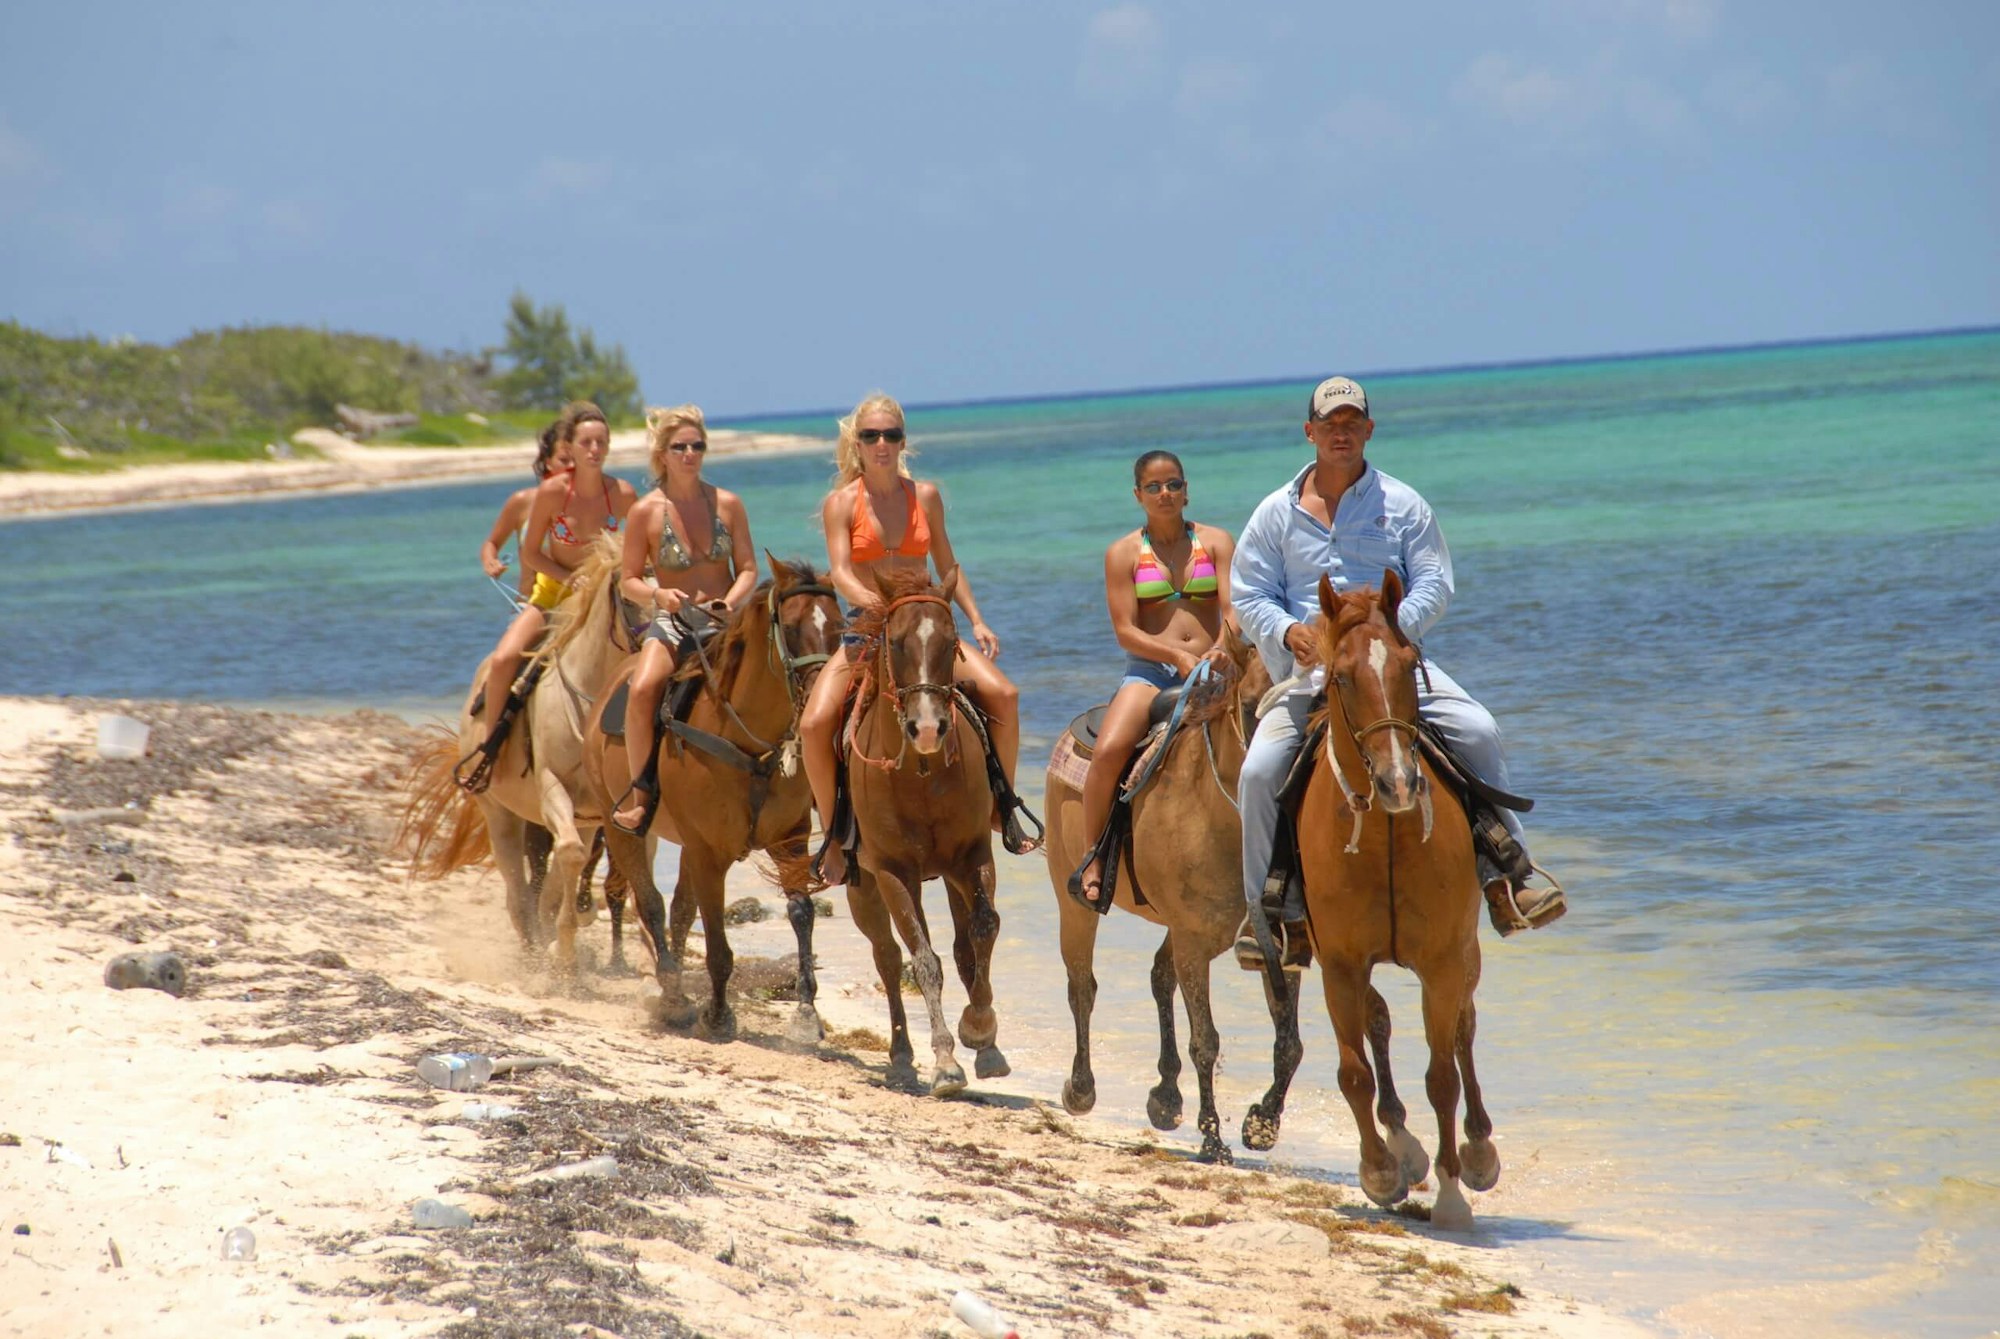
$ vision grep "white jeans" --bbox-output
[1238,659,1525,910]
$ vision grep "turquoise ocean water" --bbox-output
[5,329,1997,1335]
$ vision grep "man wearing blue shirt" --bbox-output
[1231,376,1566,968]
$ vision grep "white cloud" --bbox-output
[527,156,614,201]
[1077,4,1166,104]
[162,182,241,227]
[1175,59,1257,120]
[1456,47,1711,151]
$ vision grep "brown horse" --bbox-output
[1278,572,1496,1230]
[842,568,1007,1097]
[1041,625,1283,1163]
[584,558,843,1042]
[402,532,634,975]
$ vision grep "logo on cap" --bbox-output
[1309,376,1369,420]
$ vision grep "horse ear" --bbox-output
[937,565,961,602]
[764,549,792,583]
[1317,573,1338,618]
[1379,568,1407,641]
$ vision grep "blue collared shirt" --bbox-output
[1231,461,1454,683]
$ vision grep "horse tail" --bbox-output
[394,726,492,879]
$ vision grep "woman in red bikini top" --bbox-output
[800,392,1030,883]
[460,400,637,788]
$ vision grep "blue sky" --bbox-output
[2,1,1995,416]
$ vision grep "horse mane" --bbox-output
[672,559,832,696]
[533,532,626,667]
[846,568,944,643]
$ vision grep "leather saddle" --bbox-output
[597,619,723,743]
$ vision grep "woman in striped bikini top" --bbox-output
[1065,448,1239,909]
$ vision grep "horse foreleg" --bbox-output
[1455,999,1500,1193]
[1054,887,1101,1115]
[601,857,631,975]
[523,822,554,945]
[1419,961,1475,1231]
[1172,933,1231,1165]
[846,875,916,1089]
[534,779,589,984]
[1326,960,1405,1207]
[944,853,1007,1079]
[684,843,737,1043]
[1146,934,1184,1131]
[604,826,692,1029]
[485,808,539,952]
[874,862,964,1098]
[1242,969,1304,1152]
[777,823,825,1046]
[1368,986,1431,1188]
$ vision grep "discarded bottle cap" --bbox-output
[411,1199,473,1229]
[950,1290,1018,1339]
[104,951,187,998]
[221,1226,256,1261]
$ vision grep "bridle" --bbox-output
[849,591,959,773]
[1322,630,1432,855]
[764,580,839,715]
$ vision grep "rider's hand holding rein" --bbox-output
[1283,622,1319,668]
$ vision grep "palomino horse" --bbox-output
[403,532,634,976]
[1041,626,1280,1163]
[843,569,1007,1097]
[584,559,843,1042]
[1274,572,1495,1230]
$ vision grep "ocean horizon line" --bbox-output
[712,320,2000,429]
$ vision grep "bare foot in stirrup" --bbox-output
[610,778,657,837]
[810,836,845,889]
[1064,856,1105,909]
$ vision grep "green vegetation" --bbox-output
[0,295,643,473]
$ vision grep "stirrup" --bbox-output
[453,736,502,795]
[609,776,658,838]
[996,793,1046,856]
[1486,864,1568,937]
[1064,854,1113,917]
[808,828,847,891]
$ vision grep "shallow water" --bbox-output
[5,329,1998,1336]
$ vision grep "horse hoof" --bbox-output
[1458,1138,1501,1193]
[930,1066,968,1099]
[974,1046,1010,1080]
[1430,1175,1474,1232]
[653,995,698,1030]
[1241,1107,1280,1152]
[787,1006,826,1047]
[1360,1160,1408,1209]
[885,1058,923,1093]
[1145,1087,1184,1131]
[1387,1126,1432,1187]
[1061,1079,1096,1116]
[1197,1136,1234,1166]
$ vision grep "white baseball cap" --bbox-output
[1308,376,1369,420]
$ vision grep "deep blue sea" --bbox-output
[5,328,1998,1336]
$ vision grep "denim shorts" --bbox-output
[1120,656,1185,691]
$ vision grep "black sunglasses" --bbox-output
[667,440,708,454]
[1139,478,1187,496]
[857,427,906,445]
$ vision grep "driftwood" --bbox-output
[334,404,420,439]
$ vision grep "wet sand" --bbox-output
[0,425,830,521]
[0,696,1651,1338]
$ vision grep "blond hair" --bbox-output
[645,403,708,483]
[832,391,915,485]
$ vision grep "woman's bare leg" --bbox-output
[613,639,676,831]
[801,644,855,883]
[955,641,1020,787]
[1074,681,1157,903]
[481,605,548,735]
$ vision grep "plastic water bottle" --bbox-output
[221,1227,256,1261]
[411,1199,473,1229]
[950,1290,1018,1339]
[417,1053,495,1091]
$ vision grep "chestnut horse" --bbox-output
[1041,626,1284,1163]
[584,559,843,1042]
[402,532,633,975]
[843,569,1007,1097]
[1274,572,1497,1230]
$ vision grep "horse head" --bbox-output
[763,554,844,710]
[870,565,961,756]
[1315,570,1426,814]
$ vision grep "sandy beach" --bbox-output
[0,696,1653,1339]
[0,426,830,521]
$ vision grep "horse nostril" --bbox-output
[906,719,919,740]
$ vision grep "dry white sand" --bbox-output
[0,697,1654,1338]
[0,425,830,520]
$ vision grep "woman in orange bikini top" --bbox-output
[799,392,1031,884]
